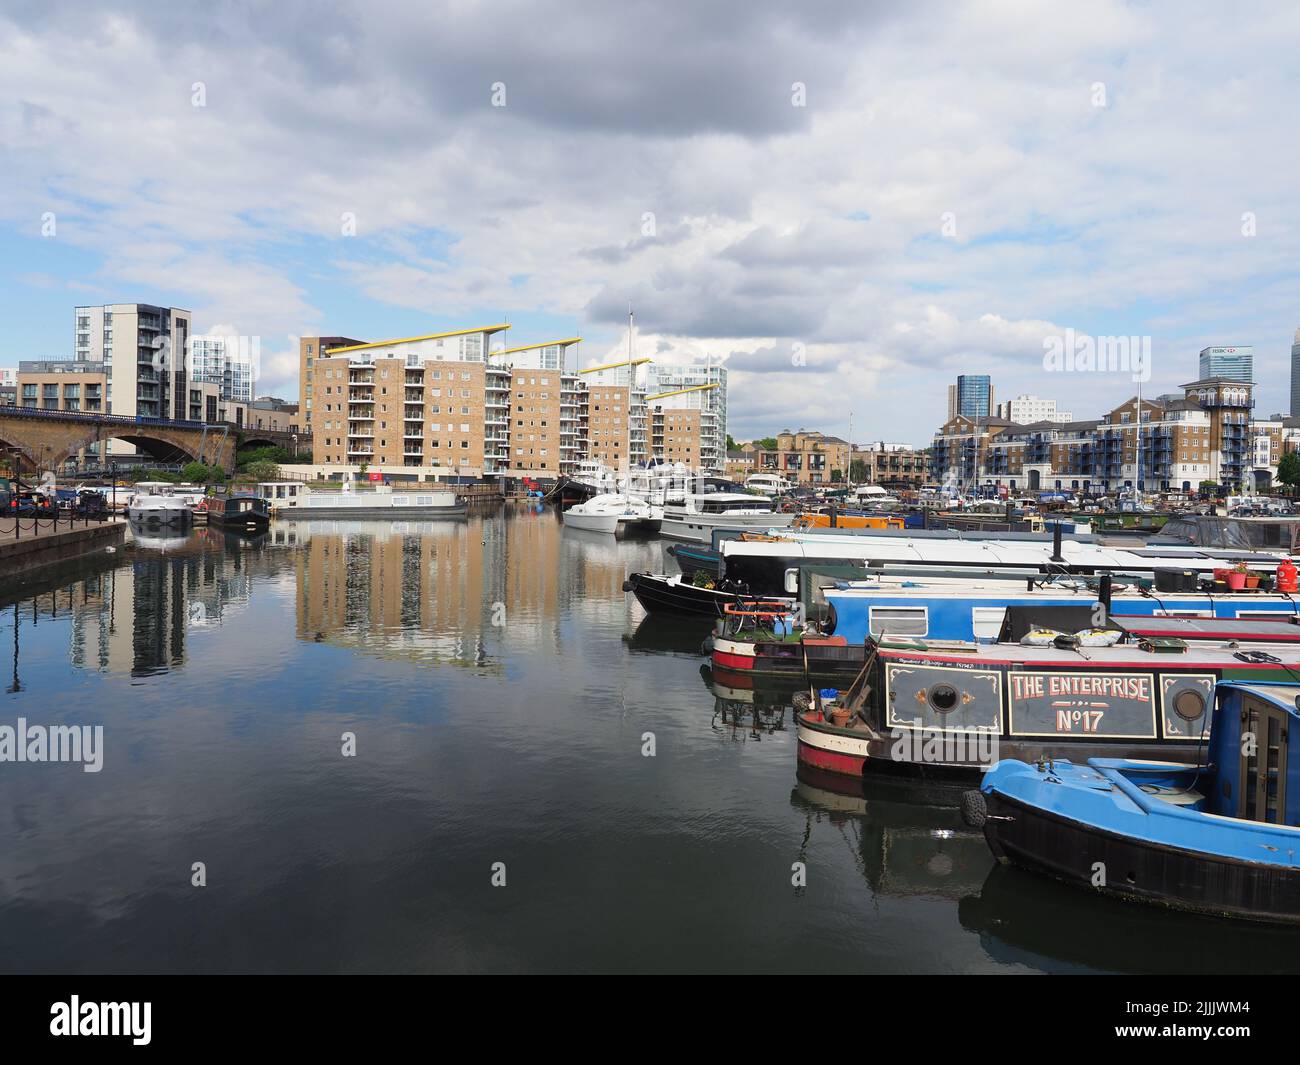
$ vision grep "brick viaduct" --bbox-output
[0,405,237,475]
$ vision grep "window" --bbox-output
[867,606,928,636]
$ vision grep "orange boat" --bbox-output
[792,512,904,530]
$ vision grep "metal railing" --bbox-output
[1,506,115,539]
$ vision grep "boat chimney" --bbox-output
[1099,574,1113,613]
[1050,522,1063,563]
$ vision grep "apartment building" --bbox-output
[497,339,584,475]
[190,335,256,402]
[310,327,506,472]
[644,362,727,472]
[931,377,1259,493]
[16,360,110,466]
[305,328,729,479]
[724,450,756,481]
[754,430,851,485]
[299,335,365,435]
[996,394,1073,423]
[75,303,192,421]
[17,360,107,413]
[853,443,929,487]
[585,382,634,471]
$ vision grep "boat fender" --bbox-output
[621,579,634,592]
[959,790,988,829]
[700,635,715,655]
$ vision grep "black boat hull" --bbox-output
[984,791,1300,924]
[623,572,777,618]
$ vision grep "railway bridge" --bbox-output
[0,404,237,475]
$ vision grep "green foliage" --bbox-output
[180,461,212,483]
[725,434,738,451]
[755,437,778,450]
[242,460,281,483]
[1278,453,1300,490]
[236,444,293,467]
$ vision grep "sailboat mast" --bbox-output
[1136,379,1143,506]
[626,305,634,479]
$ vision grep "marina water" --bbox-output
[2,507,1297,973]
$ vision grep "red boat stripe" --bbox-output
[712,651,755,670]
[797,740,866,777]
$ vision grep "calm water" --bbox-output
[2,506,1298,974]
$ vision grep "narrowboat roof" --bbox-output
[1215,680,1300,713]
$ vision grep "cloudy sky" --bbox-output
[2,0,1298,443]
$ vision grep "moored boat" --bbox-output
[659,492,794,543]
[708,600,865,679]
[563,493,661,535]
[126,494,192,527]
[821,571,1300,645]
[205,493,271,529]
[966,679,1300,924]
[795,608,1300,784]
[623,571,788,617]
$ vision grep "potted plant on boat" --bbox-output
[1245,569,1263,590]
[1226,562,1247,591]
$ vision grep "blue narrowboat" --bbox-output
[967,680,1300,923]
[823,574,1300,645]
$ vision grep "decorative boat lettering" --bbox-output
[1008,670,1156,739]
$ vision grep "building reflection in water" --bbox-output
[5,527,303,681]
[3,511,656,683]
[292,513,653,667]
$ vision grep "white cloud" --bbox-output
[3,1,1298,439]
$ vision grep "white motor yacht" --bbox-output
[564,493,662,535]
[658,492,793,542]
[126,494,193,527]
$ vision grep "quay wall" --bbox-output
[0,521,126,593]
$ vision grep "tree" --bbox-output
[180,461,212,483]
[1277,453,1300,493]
[755,437,778,450]
[243,460,281,483]
[236,444,293,467]
[725,434,738,452]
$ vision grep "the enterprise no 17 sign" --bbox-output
[1007,670,1157,738]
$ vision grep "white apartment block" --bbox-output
[997,394,1073,424]
[644,362,728,473]
[190,335,256,403]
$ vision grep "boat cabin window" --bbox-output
[700,499,769,514]
[868,606,928,636]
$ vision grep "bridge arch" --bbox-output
[0,408,236,475]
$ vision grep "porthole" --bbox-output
[927,683,959,713]
[1173,689,1206,721]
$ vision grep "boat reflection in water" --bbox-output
[622,614,716,657]
[959,862,1300,974]
[791,765,993,902]
[701,664,792,740]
